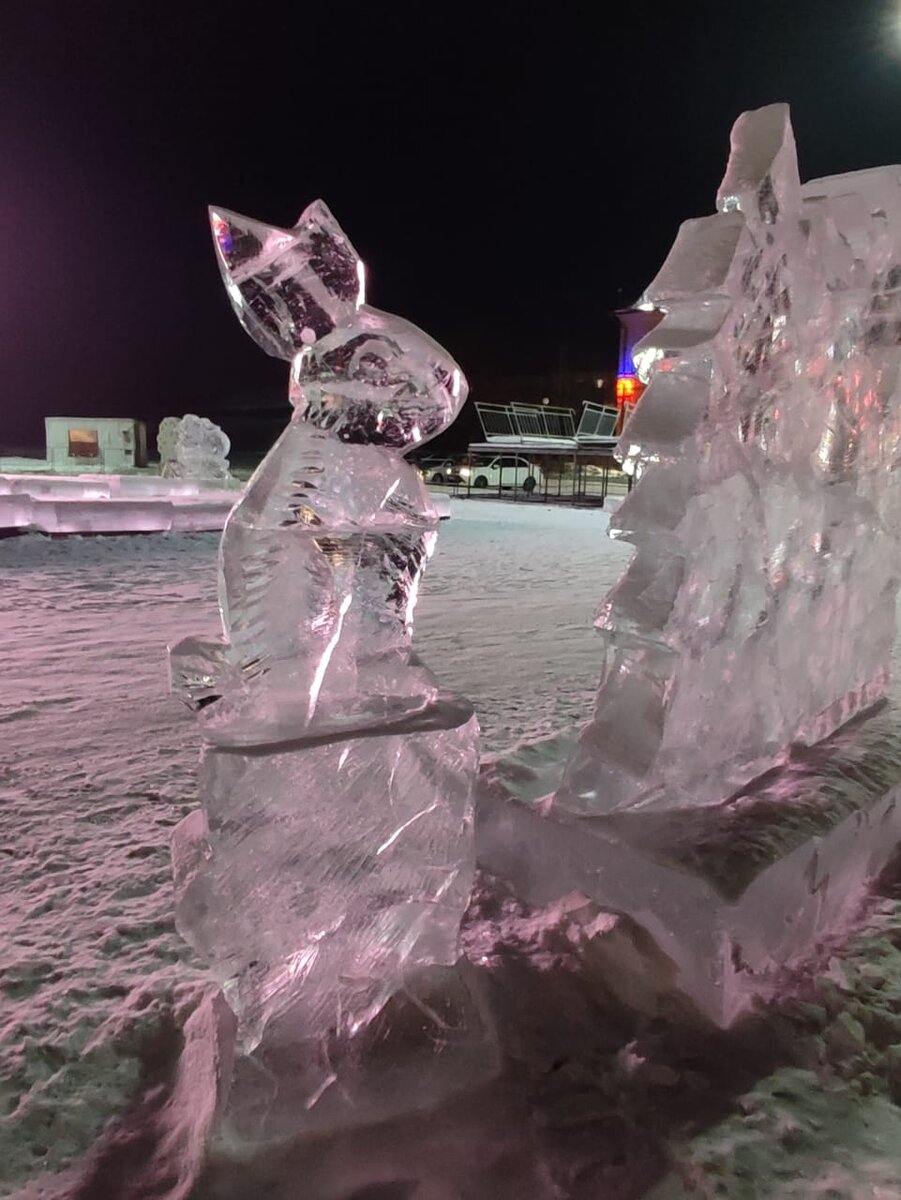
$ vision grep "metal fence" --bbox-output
[417,456,630,506]
[475,402,577,442]
[576,402,619,441]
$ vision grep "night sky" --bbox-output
[3,0,901,452]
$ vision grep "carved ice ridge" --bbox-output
[556,103,901,815]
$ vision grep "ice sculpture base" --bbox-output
[477,703,901,1027]
[173,694,485,1082]
[0,472,241,534]
[204,960,499,1156]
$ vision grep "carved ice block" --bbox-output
[556,103,901,817]
[173,703,480,1052]
[169,198,487,1135]
[207,960,498,1149]
[478,705,901,1026]
[173,699,498,1133]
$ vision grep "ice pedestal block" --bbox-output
[0,472,241,534]
[169,198,484,1131]
[173,705,497,1133]
[214,962,498,1150]
[478,703,901,1026]
[174,704,479,1053]
[556,102,901,817]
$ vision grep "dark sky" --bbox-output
[2,0,901,449]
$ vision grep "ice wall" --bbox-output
[556,104,901,815]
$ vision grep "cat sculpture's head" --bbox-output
[210,200,467,448]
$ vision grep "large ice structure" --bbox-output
[159,413,231,480]
[556,102,901,816]
[169,200,483,1114]
[477,103,901,1027]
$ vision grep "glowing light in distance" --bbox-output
[616,375,640,403]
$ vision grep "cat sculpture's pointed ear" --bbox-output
[209,200,365,360]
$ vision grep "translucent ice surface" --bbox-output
[209,199,363,357]
[157,415,181,474]
[0,472,239,534]
[557,103,901,815]
[159,414,231,481]
[175,712,479,1053]
[169,201,478,1077]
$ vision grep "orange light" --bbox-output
[615,375,640,404]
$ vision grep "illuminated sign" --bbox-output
[615,375,641,404]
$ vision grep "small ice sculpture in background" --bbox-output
[556,103,901,816]
[156,416,181,475]
[157,414,231,480]
[169,199,480,1104]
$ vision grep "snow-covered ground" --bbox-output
[0,499,627,1197]
[4,498,901,1199]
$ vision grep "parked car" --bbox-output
[418,459,461,484]
[459,455,542,492]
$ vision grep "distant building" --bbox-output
[44,417,148,472]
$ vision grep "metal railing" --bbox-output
[576,402,619,441]
[416,399,629,507]
[510,403,575,439]
[473,404,519,440]
[475,402,577,442]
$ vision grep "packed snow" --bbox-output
[0,500,627,1196]
[4,497,901,1199]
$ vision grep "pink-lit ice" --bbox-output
[168,199,480,1096]
[556,103,901,816]
[0,470,238,534]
